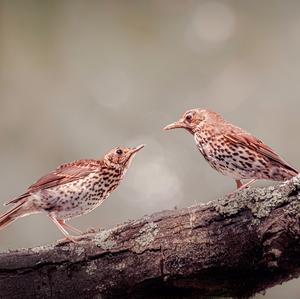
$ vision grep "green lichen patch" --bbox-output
[30,243,56,254]
[86,260,98,275]
[213,176,300,220]
[134,222,159,252]
[115,261,127,271]
[75,246,85,256]
[93,229,117,250]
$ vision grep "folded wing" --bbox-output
[224,130,298,176]
[6,159,102,205]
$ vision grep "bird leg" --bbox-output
[236,179,257,191]
[58,219,98,236]
[49,215,78,243]
[57,219,83,235]
[229,179,257,198]
[235,180,243,188]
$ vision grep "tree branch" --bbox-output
[1,177,300,299]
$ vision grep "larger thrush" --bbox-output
[0,145,144,241]
[164,109,298,191]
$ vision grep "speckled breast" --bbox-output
[194,131,257,180]
[33,169,122,220]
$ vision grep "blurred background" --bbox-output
[0,0,299,297]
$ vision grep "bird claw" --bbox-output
[227,192,236,199]
[84,227,99,234]
[55,227,101,246]
[56,235,83,246]
[227,183,254,198]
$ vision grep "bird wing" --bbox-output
[6,160,102,205]
[224,130,298,175]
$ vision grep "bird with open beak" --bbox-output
[0,145,145,242]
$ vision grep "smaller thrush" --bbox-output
[0,145,144,241]
[164,108,298,192]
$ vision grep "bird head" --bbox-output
[104,145,145,169]
[164,108,222,134]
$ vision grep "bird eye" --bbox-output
[116,149,123,155]
[185,114,192,122]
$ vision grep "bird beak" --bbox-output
[123,145,145,165]
[130,144,145,155]
[164,120,187,130]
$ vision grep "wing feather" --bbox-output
[224,131,298,175]
[6,159,102,205]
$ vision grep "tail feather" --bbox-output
[283,162,299,177]
[0,201,27,230]
[4,192,30,206]
[282,164,299,180]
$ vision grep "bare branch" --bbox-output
[1,177,300,299]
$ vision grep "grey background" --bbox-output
[0,1,299,298]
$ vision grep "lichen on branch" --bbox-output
[0,176,300,299]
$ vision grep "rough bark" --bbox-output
[1,177,300,299]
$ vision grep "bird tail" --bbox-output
[0,200,28,230]
[283,164,299,179]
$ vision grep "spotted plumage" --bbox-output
[0,145,144,241]
[164,108,298,192]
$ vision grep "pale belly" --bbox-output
[30,173,112,220]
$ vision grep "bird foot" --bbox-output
[227,191,238,199]
[55,228,101,245]
[228,188,246,198]
[228,179,257,198]
[71,227,99,240]
[56,235,83,245]
[227,185,252,198]
[84,227,99,234]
